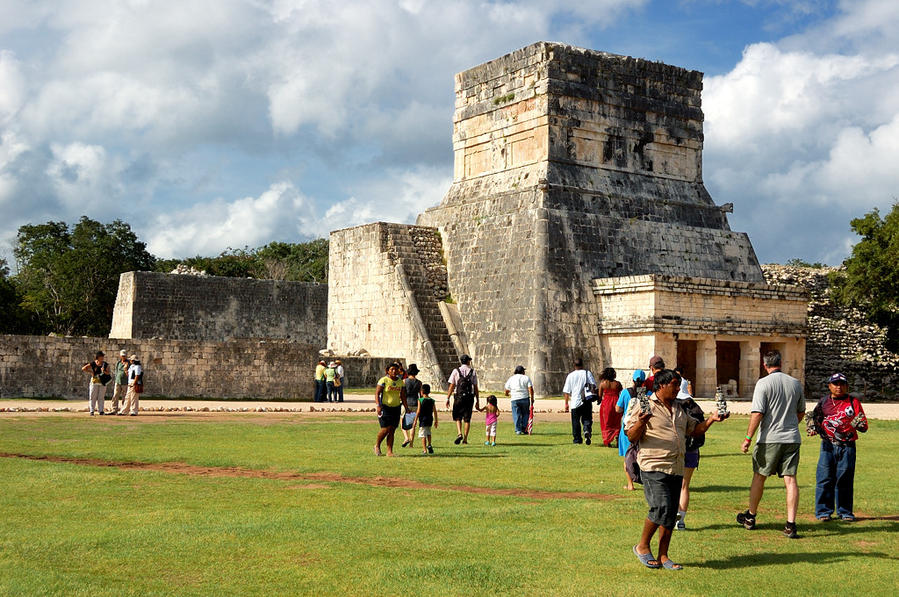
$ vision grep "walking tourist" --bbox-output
[446,355,480,445]
[81,351,110,416]
[617,370,646,491]
[374,363,406,456]
[562,359,596,445]
[736,350,805,539]
[626,369,723,570]
[809,373,868,521]
[415,384,438,454]
[111,350,130,414]
[480,395,500,446]
[644,355,665,393]
[674,367,693,398]
[118,354,142,416]
[599,367,623,447]
[675,394,709,530]
[504,365,533,434]
[401,364,422,448]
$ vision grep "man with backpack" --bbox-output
[562,359,597,444]
[446,354,480,445]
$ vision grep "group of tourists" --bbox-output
[313,359,345,403]
[81,350,143,416]
[366,349,871,571]
[622,350,868,571]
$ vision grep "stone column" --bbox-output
[695,337,716,399]
[739,339,761,399]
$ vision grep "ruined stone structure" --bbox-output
[110,271,327,345]
[0,335,394,400]
[329,42,808,397]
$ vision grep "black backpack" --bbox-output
[680,397,706,451]
[455,368,475,401]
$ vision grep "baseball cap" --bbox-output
[632,370,646,382]
[648,355,664,369]
[828,373,848,384]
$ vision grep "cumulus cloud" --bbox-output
[147,181,319,258]
[703,0,899,264]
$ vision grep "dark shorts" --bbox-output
[642,470,683,529]
[378,405,401,429]
[452,397,475,422]
[753,442,800,477]
[684,450,700,469]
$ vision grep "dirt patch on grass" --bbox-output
[0,452,615,501]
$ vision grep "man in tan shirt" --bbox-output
[625,369,723,570]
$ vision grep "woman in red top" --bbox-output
[599,368,623,447]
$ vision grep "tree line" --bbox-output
[0,216,328,337]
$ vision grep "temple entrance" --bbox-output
[676,340,698,388]
[716,341,741,389]
[759,342,786,378]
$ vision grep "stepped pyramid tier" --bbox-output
[330,42,808,397]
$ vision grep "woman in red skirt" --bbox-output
[599,367,623,447]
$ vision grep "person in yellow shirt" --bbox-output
[314,359,326,402]
[374,362,407,456]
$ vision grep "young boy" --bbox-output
[416,384,438,454]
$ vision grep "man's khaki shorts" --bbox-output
[753,442,800,477]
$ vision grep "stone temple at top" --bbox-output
[328,42,808,397]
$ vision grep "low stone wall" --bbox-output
[0,335,396,401]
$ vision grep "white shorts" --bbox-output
[418,426,431,438]
[485,422,497,435]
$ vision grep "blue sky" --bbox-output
[1,0,898,266]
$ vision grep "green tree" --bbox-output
[830,202,899,350]
[255,239,329,282]
[0,258,32,333]
[14,217,156,336]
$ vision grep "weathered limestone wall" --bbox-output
[0,335,395,400]
[327,223,453,389]
[109,272,327,344]
[418,42,768,394]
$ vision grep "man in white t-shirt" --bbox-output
[563,359,597,445]
[118,354,143,416]
[504,365,534,434]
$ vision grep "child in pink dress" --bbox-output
[480,394,500,446]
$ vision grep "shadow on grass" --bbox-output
[424,453,507,459]
[699,550,895,569]
[691,484,748,492]
[493,442,557,447]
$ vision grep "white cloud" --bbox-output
[702,0,899,263]
[0,51,25,126]
[326,166,451,229]
[146,181,319,258]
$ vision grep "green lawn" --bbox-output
[1,414,897,596]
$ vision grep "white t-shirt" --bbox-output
[128,363,142,385]
[562,369,596,410]
[504,374,533,401]
[677,378,691,398]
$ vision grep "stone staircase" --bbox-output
[384,224,458,384]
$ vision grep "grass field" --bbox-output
[0,413,896,596]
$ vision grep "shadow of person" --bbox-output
[700,550,894,569]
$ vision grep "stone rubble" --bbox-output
[762,264,898,399]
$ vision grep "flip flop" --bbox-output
[454,435,463,445]
[373,446,382,456]
[633,545,660,569]
[661,559,683,571]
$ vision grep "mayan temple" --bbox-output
[328,42,808,397]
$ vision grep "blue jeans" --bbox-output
[815,440,857,518]
[511,399,530,433]
[314,379,326,402]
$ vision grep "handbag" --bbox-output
[99,372,112,386]
[333,376,342,387]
